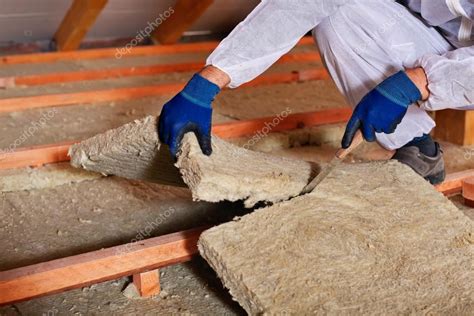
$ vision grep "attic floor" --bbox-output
[0,45,473,315]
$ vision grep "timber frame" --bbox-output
[54,0,108,51]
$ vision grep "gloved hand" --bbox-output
[341,71,422,148]
[158,74,220,158]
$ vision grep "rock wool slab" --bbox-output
[177,133,319,208]
[0,163,101,193]
[199,161,474,314]
[69,117,319,207]
[69,116,184,187]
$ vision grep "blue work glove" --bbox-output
[341,71,422,148]
[158,74,220,158]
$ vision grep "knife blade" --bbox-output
[300,130,364,195]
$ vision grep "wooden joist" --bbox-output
[0,37,314,65]
[0,69,328,113]
[5,62,198,86]
[153,0,214,44]
[0,83,185,114]
[54,0,108,51]
[435,169,474,196]
[0,141,75,170]
[461,177,474,206]
[435,109,474,146]
[212,107,350,138]
[2,52,321,87]
[243,69,328,88]
[0,228,204,305]
[0,108,350,171]
[1,42,217,65]
[10,62,204,87]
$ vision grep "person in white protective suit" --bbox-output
[158,0,473,185]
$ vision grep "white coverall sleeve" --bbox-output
[415,0,474,111]
[416,46,473,111]
[206,0,345,88]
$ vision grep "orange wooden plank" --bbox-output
[0,83,185,113]
[9,52,320,87]
[0,42,217,65]
[212,107,351,138]
[242,69,329,88]
[278,52,320,63]
[14,62,203,86]
[0,141,75,170]
[435,169,474,196]
[0,108,350,170]
[298,36,315,45]
[153,0,214,44]
[0,37,315,65]
[133,270,160,297]
[54,0,108,51]
[0,228,204,305]
[0,68,327,113]
[461,177,474,206]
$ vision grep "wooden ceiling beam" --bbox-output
[152,0,214,44]
[54,0,108,51]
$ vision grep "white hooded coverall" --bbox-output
[207,0,474,150]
